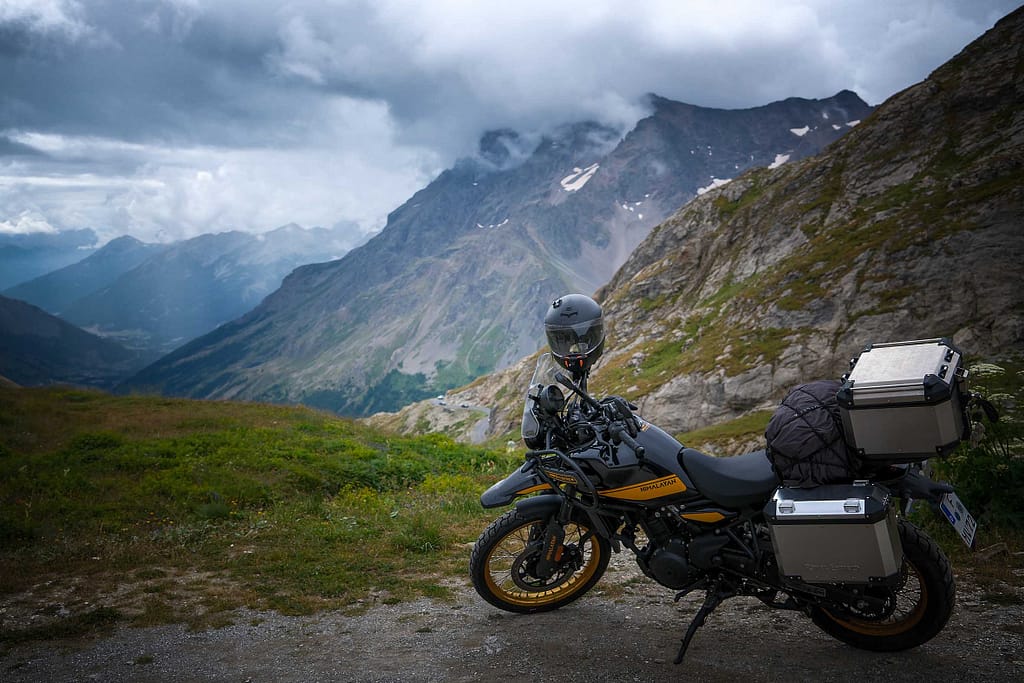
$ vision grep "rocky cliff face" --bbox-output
[368,6,1024,444]
[123,92,870,415]
[598,7,1024,434]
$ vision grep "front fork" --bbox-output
[532,513,568,579]
[528,495,603,579]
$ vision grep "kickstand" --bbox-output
[673,576,726,665]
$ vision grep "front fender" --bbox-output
[480,463,552,509]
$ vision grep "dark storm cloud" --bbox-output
[0,0,1019,242]
[5,1,1019,142]
[1,2,278,144]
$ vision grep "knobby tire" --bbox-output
[810,520,955,651]
[469,505,610,614]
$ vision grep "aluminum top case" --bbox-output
[837,338,969,463]
[765,484,903,584]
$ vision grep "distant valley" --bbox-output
[0,223,355,387]
[3,223,355,355]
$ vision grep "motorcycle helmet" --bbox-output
[544,294,604,376]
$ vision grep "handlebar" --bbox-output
[554,371,645,459]
[609,422,646,459]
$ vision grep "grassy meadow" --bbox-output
[0,386,520,642]
[2,361,1021,645]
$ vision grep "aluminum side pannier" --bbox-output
[764,483,903,584]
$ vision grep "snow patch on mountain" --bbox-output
[768,153,791,169]
[616,199,648,217]
[560,163,600,192]
[696,177,732,195]
[790,126,810,136]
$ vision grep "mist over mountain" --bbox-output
[4,235,168,315]
[57,224,354,353]
[122,91,872,414]
[0,229,99,290]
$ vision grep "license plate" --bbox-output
[938,492,977,548]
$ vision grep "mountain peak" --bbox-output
[123,87,869,416]
[589,7,1024,435]
[103,235,145,250]
[829,89,866,105]
[266,222,307,236]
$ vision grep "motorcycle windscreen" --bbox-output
[521,353,562,441]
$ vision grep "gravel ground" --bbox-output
[3,550,1022,683]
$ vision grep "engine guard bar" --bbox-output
[524,448,601,507]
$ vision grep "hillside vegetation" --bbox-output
[592,7,1024,435]
[0,386,517,642]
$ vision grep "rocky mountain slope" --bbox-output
[369,6,1024,445]
[122,92,871,415]
[0,294,154,389]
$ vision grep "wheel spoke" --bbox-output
[821,550,931,636]
[483,520,601,606]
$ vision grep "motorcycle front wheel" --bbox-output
[470,505,610,613]
[810,520,955,651]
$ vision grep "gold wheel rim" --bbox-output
[823,562,929,636]
[483,519,602,607]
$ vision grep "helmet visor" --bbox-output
[545,320,604,358]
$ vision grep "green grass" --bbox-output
[595,319,807,398]
[712,168,772,217]
[677,410,773,452]
[930,360,1024,530]
[0,386,520,641]
[698,278,746,310]
[3,366,1020,645]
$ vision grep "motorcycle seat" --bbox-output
[679,448,780,509]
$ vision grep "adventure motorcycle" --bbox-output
[469,351,989,664]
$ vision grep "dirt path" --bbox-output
[3,551,1022,682]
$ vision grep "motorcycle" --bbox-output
[469,352,989,664]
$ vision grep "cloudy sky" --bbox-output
[0,0,1019,245]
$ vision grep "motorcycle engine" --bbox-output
[644,538,694,589]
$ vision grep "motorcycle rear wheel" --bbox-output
[470,505,610,613]
[810,520,955,651]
